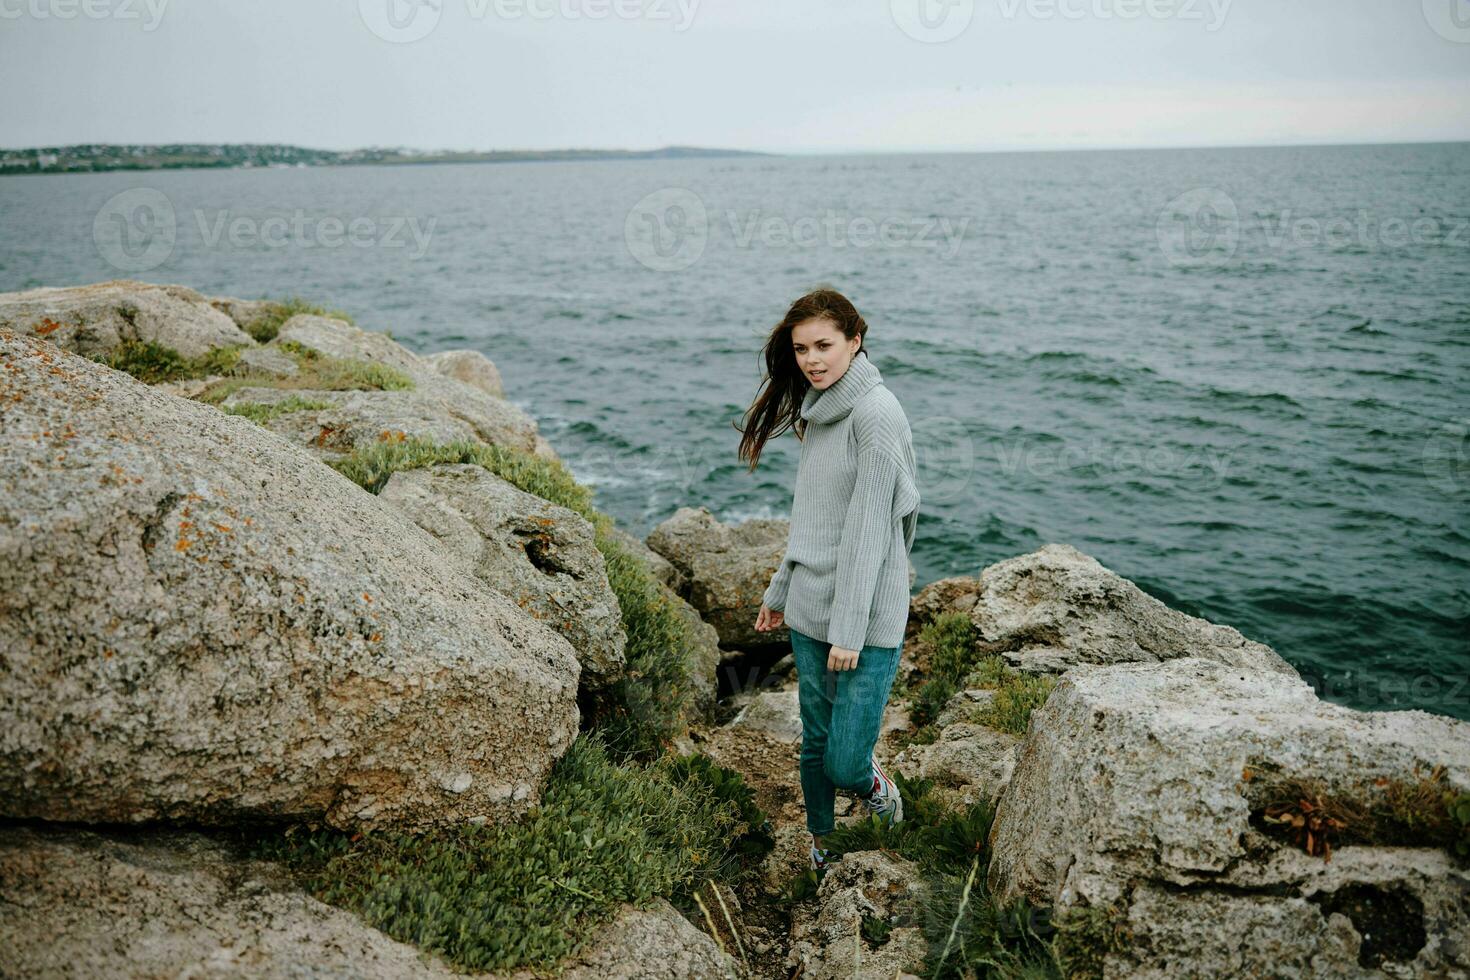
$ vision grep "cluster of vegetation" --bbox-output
[327,434,706,764]
[1245,759,1470,865]
[895,613,1058,746]
[94,339,247,385]
[221,394,335,424]
[235,296,357,343]
[89,296,407,406]
[777,766,1119,978]
[243,732,773,974]
[191,338,414,407]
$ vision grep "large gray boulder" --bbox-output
[0,279,253,358]
[423,348,505,399]
[0,330,581,832]
[645,507,795,650]
[915,543,1296,677]
[379,463,627,687]
[987,656,1470,977]
[276,314,425,378]
[0,825,461,978]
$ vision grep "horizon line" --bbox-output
[5,136,1470,158]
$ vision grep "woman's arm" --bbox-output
[826,445,902,652]
[762,552,793,612]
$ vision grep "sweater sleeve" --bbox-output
[762,553,793,612]
[826,446,901,651]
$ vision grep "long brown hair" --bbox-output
[735,286,869,471]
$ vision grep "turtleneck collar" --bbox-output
[800,352,882,424]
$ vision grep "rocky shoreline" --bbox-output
[1,280,1467,979]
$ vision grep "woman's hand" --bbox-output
[827,645,860,671]
[755,604,785,632]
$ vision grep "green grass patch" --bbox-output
[194,341,414,406]
[239,296,357,342]
[328,436,705,763]
[905,613,1057,739]
[238,732,771,974]
[222,395,335,424]
[94,339,247,385]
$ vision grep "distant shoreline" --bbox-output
[0,144,771,177]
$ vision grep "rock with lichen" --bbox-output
[645,507,796,649]
[987,656,1470,977]
[0,824,463,978]
[0,329,581,832]
[422,348,505,398]
[912,543,1296,677]
[0,279,253,358]
[379,462,627,687]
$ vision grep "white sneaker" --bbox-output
[861,757,903,827]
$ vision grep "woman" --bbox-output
[737,287,921,878]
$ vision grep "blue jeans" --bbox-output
[789,627,903,837]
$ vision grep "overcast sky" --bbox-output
[3,0,1468,154]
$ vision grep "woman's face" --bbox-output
[791,317,860,390]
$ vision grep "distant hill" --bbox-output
[0,143,771,175]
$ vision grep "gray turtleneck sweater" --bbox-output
[761,352,921,651]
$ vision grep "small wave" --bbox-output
[564,419,634,450]
[1165,519,1249,531]
[1173,414,1250,434]
[1201,386,1305,413]
[1065,370,1124,387]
